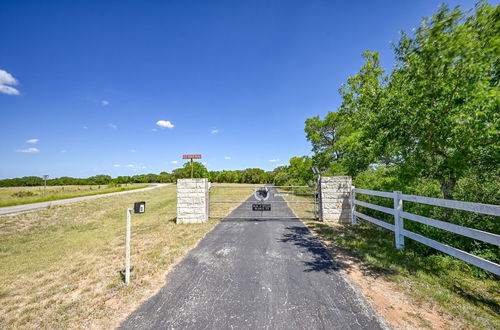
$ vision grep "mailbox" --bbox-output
[134,201,146,214]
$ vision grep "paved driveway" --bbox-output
[121,188,386,330]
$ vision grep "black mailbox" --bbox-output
[134,201,146,214]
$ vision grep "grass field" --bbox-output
[280,189,318,219]
[0,184,149,207]
[208,184,258,218]
[0,184,251,329]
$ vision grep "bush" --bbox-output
[11,191,37,198]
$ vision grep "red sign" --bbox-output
[182,154,202,159]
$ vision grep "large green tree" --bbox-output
[305,1,499,199]
[378,2,499,199]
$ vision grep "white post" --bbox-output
[394,191,404,249]
[125,208,132,284]
[351,186,357,225]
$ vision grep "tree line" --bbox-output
[0,157,317,187]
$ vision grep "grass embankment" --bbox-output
[0,184,252,329]
[304,220,499,329]
[0,184,149,207]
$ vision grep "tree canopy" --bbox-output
[304,1,499,199]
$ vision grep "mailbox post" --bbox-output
[124,201,146,285]
[125,208,132,284]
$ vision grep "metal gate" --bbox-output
[208,185,319,219]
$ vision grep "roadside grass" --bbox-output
[0,183,256,329]
[281,192,318,219]
[0,184,149,207]
[304,220,500,329]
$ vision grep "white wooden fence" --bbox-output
[351,187,500,276]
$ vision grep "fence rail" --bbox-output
[352,187,500,276]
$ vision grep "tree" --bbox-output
[287,156,314,185]
[173,161,209,179]
[304,112,344,172]
[305,2,499,199]
[377,2,499,199]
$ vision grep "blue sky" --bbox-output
[0,0,483,179]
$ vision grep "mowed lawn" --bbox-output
[0,184,149,207]
[0,184,251,329]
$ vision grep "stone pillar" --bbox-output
[176,178,209,224]
[319,176,352,224]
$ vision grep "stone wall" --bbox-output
[319,176,352,224]
[176,178,209,224]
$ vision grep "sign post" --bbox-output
[182,154,202,178]
[42,175,49,197]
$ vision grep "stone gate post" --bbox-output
[319,176,352,224]
[176,178,209,224]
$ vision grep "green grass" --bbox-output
[0,184,149,207]
[304,220,500,329]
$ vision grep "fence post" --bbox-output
[394,191,404,249]
[351,186,357,225]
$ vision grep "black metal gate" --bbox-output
[208,185,318,219]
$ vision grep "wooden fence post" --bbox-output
[394,191,404,249]
[351,186,357,225]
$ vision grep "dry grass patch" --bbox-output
[0,185,221,329]
[282,191,318,219]
[208,184,257,218]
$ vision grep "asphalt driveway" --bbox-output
[120,187,386,330]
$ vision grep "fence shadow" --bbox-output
[280,225,341,274]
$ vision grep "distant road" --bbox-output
[0,184,169,216]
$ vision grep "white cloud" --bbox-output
[156,120,174,129]
[269,158,280,162]
[0,69,20,95]
[224,156,231,160]
[26,138,39,144]
[170,160,179,164]
[125,164,145,169]
[130,149,136,153]
[202,162,207,165]
[211,128,219,134]
[113,163,145,170]
[83,126,89,130]
[108,123,117,130]
[16,147,39,153]
[101,100,110,106]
